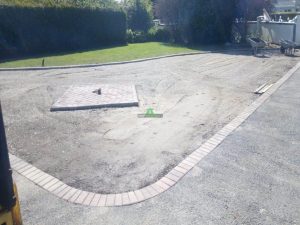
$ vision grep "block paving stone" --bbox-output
[83,192,95,205]
[89,194,101,206]
[51,84,138,111]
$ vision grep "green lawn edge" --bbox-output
[0,42,201,68]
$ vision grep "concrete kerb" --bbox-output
[9,60,300,207]
[0,48,251,72]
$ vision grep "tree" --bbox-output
[155,0,273,44]
[155,0,194,43]
[191,0,236,44]
[155,0,181,25]
[124,0,153,32]
[236,0,273,20]
[156,0,235,44]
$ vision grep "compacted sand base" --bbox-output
[0,51,298,193]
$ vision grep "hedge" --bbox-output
[0,6,126,57]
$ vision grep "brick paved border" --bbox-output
[9,61,300,207]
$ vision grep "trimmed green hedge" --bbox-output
[0,6,126,57]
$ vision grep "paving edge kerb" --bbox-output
[9,61,300,207]
[0,48,250,71]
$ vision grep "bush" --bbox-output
[133,31,148,43]
[147,27,171,42]
[126,29,135,43]
[0,0,120,10]
[0,6,127,57]
[126,29,147,43]
[126,27,171,43]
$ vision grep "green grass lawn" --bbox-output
[0,42,201,68]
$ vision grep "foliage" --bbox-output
[236,0,273,20]
[190,0,236,44]
[155,0,273,44]
[126,27,171,43]
[147,27,171,42]
[123,0,153,32]
[0,0,120,9]
[155,0,193,43]
[0,6,126,57]
[126,29,147,43]
[126,29,135,43]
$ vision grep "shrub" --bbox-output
[147,27,171,42]
[133,31,148,43]
[126,29,135,43]
[126,27,171,43]
[0,6,127,57]
[0,0,120,9]
[126,29,147,43]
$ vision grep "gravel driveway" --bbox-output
[0,51,298,193]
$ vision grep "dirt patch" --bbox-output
[0,51,298,193]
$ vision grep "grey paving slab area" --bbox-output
[51,84,139,111]
[14,64,300,224]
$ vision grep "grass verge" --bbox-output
[0,42,201,68]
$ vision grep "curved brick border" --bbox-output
[9,61,300,207]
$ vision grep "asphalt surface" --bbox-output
[13,61,300,225]
[0,51,298,193]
